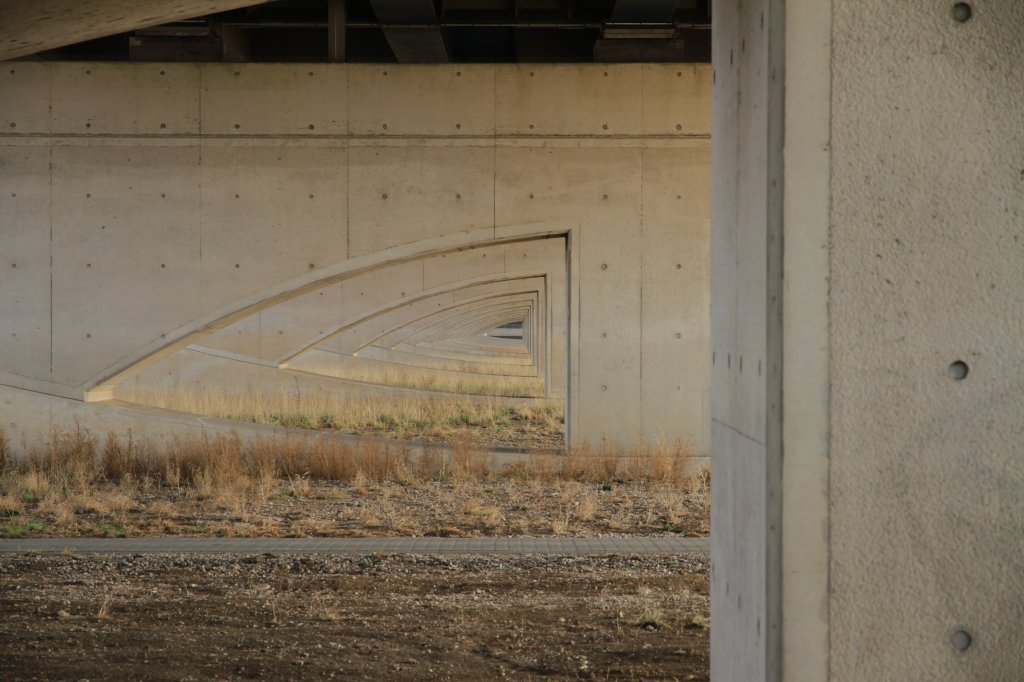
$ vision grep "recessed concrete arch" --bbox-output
[281,283,548,365]
[365,316,539,370]
[373,295,545,379]
[348,293,541,354]
[77,226,570,402]
[372,300,538,355]
[287,286,557,399]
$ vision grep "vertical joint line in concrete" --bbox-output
[47,145,53,378]
[345,65,351,258]
[639,147,645,437]
[198,66,204,267]
[46,65,54,378]
[826,0,835,673]
[767,2,787,679]
[492,67,498,237]
[639,69,645,436]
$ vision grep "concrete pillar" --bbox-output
[712,1,1024,680]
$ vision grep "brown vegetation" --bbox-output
[116,387,565,448]
[0,425,708,539]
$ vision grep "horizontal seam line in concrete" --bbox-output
[0,537,709,555]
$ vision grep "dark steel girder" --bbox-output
[369,0,449,63]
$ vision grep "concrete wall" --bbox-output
[713,1,1024,680]
[0,62,711,452]
[829,1,1024,679]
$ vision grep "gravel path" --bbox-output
[0,535,709,555]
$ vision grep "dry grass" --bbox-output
[0,424,696,491]
[287,358,547,398]
[115,387,564,444]
[0,424,707,538]
[0,426,9,473]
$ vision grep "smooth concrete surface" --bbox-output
[710,1,782,680]
[0,63,710,451]
[712,1,1024,681]
[113,348,552,409]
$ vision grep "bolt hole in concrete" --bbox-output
[952,630,972,651]
[952,2,973,22]
[949,360,970,380]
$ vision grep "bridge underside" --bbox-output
[0,60,710,453]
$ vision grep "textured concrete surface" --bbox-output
[0,63,710,451]
[713,1,1024,681]
[0,536,709,556]
[829,2,1024,680]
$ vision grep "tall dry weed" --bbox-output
[0,427,9,473]
[0,423,708,515]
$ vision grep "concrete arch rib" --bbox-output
[369,295,538,352]
[286,287,543,363]
[289,292,545,388]
[372,306,537,368]
[82,223,569,401]
[402,302,532,343]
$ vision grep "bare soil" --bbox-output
[0,553,710,681]
[1,479,708,540]
[379,422,564,450]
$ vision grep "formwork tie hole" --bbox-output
[952,3,972,22]
[949,360,969,380]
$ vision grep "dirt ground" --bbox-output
[348,421,565,450]
[1,478,709,540]
[0,552,710,681]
